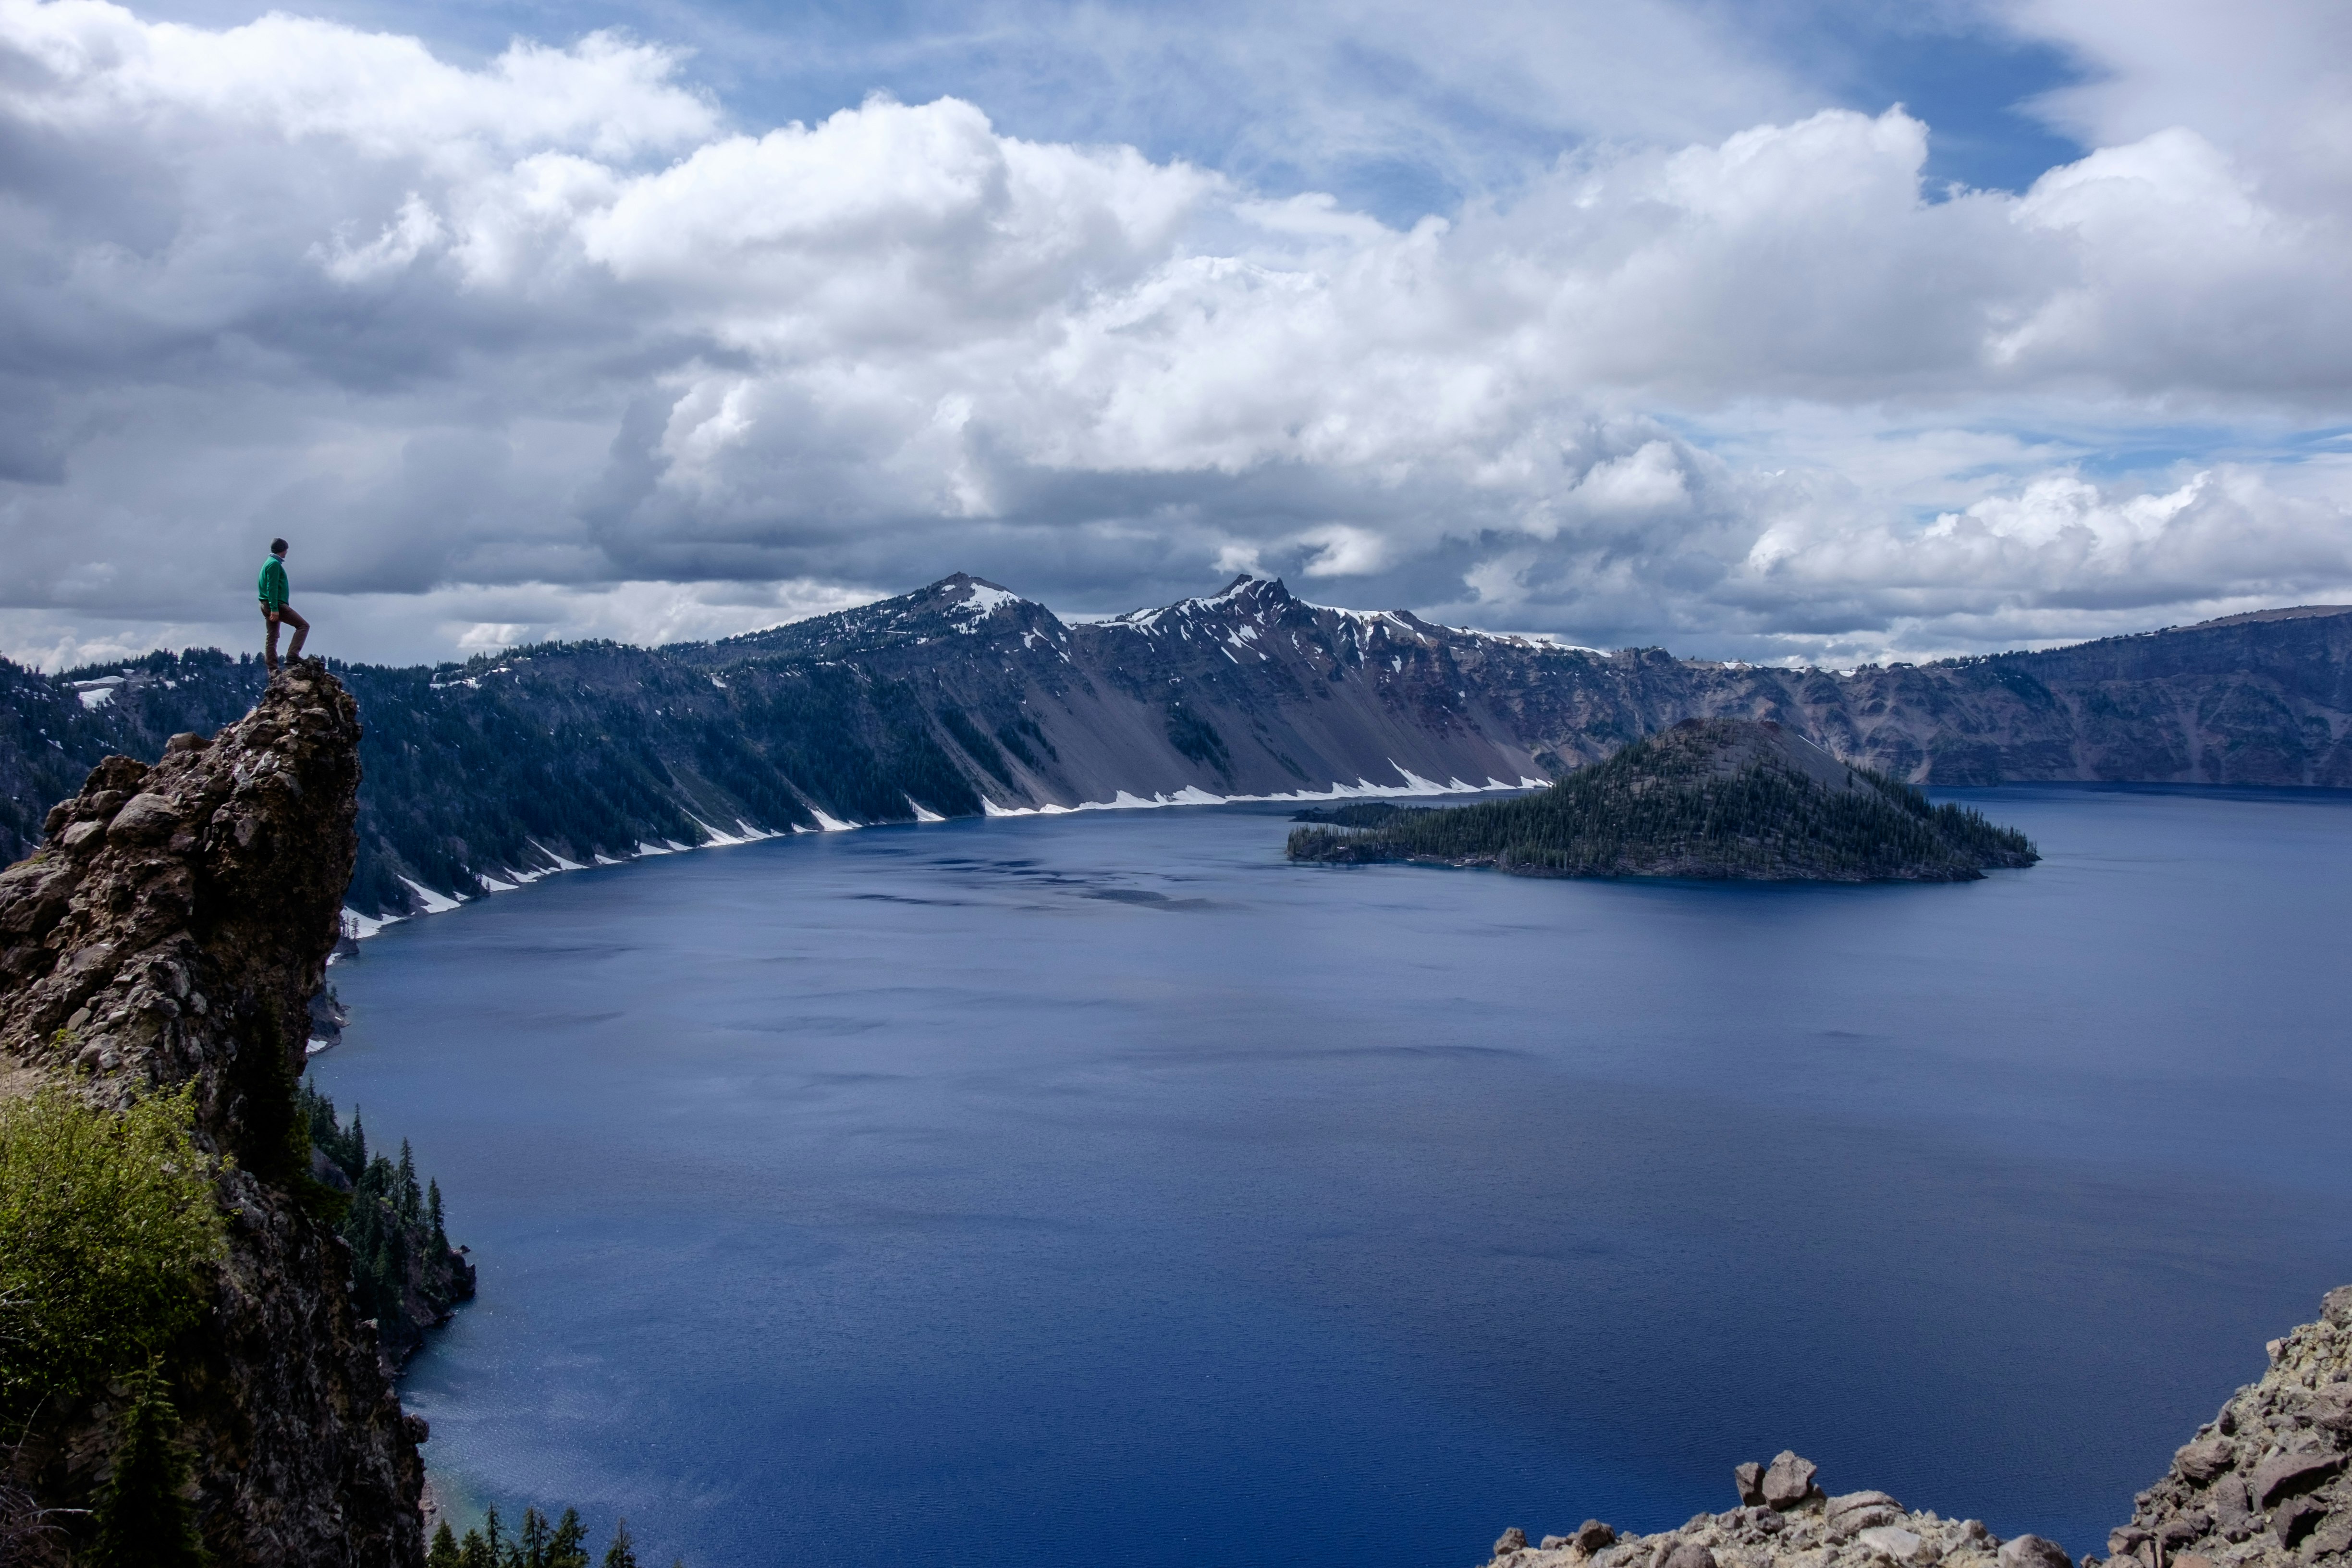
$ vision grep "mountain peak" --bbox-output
[1210,572,1292,602]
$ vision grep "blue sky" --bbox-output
[2,0,2349,667]
[131,0,2095,208]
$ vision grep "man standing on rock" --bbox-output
[259,538,308,673]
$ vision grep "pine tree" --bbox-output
[600,1518,640,1568]
[458,1526,492,1568]
[520,1506,551,1567]
[350,1106,367,1171]
[86,1364,205,1568]
[398,1139,422,1222]
[428,1521,463,1568]
[481,1505,506,1563]
[547,1507,590,1568]
[429,1178,447,1247]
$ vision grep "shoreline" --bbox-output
[334,764,1546,948]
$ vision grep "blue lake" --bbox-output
[314,786,2352,1568]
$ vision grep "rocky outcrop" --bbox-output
[1479,1290,2352,1568]
[0,661,425,1567]
[2105,1287,2352,1568]
[1480,1457,2019,1568]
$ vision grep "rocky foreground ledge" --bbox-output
[1483,1288,2352,1568]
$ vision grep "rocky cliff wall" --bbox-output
[0,661,424,1567]
[1477,1287,2352,1568]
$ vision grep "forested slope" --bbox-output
[0,579,2342,917]
[1288,719,2038,881]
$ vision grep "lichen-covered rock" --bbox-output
[0,662,425,1568]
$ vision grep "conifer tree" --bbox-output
[600,1517,639,1568]
[428,1520,463,1568]
[429,1178,447,1246]
[458,1526,492,1568]
[86,1363,204,1568]
[520,1505,551,1567]
[398,1139,422,1222]
[547,1507,590,1568]
[350,1107,366,1171]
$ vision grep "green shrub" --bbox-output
[0,1086,227,1416]
[86,1361,206,1567]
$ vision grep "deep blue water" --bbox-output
[314,786,2352,1568]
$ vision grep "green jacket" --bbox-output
[258,555,289,610]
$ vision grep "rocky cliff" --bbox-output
[1,582,2347,917]
[0,662,426,1566]
[1476,1287,2352,1568]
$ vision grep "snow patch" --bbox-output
[341,906,403,941]
[907,798,947,823]
[398,877,466,914]
[531,841,588,871]
[810,809,858,832]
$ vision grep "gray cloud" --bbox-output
[1,0,2350,672]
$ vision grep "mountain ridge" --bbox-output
[3,580,2348,916]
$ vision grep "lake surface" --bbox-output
[315,786,2352,1568]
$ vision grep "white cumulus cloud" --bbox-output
[1,0,2349,671]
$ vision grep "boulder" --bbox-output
[1540,1537,1568,1551]
[2249,1449,2342,1507]
[105,789,181,845]
[1761,1451,1820,1510]
[1828,1490,1905,1533]
[1857,1526,1930,1564]
[1661,1544,1715,1568]
[2270,1494,2330,1548]
[1573,1520,1617,1552]
[1996,1534,2070,1568]
[2172,1437,2233,1484]
[2311,1386,2352,1434]
[1494,1528,1527,1556]
[2322,1285,2352,1327]
[1736,1462,1765,1507]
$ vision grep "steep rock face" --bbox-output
[1475,1288,2352,1568]
[0,662,424,1567]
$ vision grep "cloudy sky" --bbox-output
[3,0,2349,670]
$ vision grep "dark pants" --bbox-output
[264,604,309,668]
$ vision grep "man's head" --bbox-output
[270,538,288,556]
